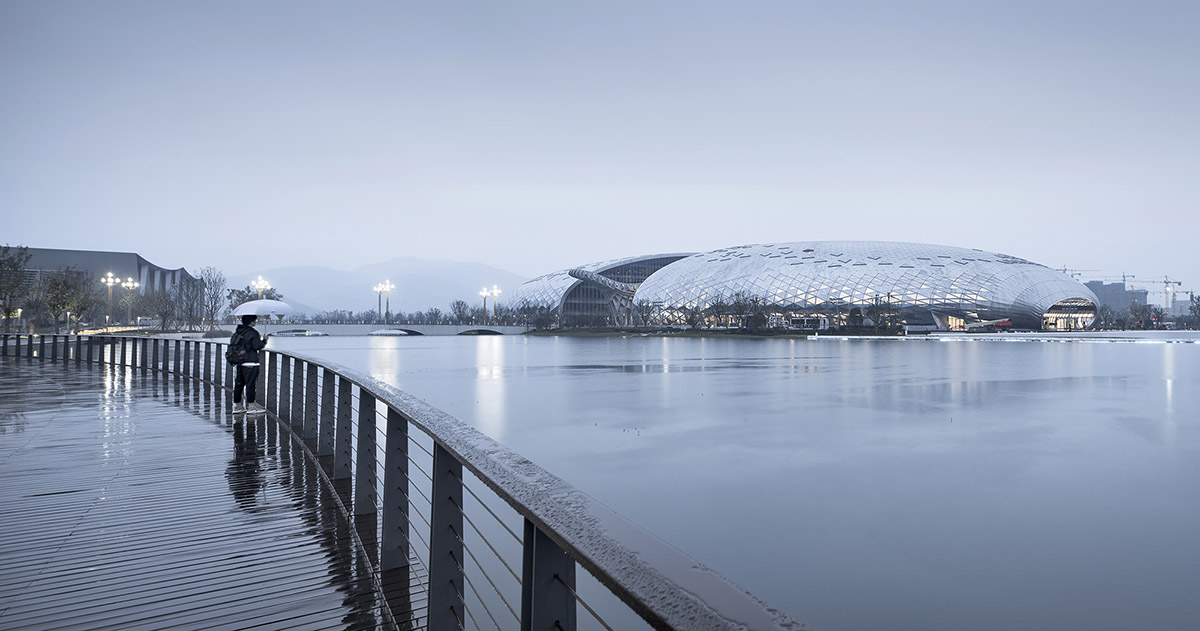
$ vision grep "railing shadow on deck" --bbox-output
[2,333,803,631]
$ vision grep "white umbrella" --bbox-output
[232,299,295,317]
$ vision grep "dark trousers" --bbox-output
[234,364,260,403]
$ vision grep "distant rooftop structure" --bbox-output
[512,241,1100,331]
[1084,280,1148,313]
[23,247,195,295]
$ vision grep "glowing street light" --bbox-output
[121,277,139,325]
[101,272,120,329]
[373,280,395,324]
[479,285,502,322]
[251,275,271,299]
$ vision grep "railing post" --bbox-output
[381,407,410,571]
[39,334,46,358]
[27,335,34,358]
[266,352,277,414]
[334,377,353,480]
[191,341,200,380]
[120,337,128,366]
[182,341,192,378]
[49,334,59,361]
[203,342,212,383]
[75,336,82,365]
[429,443,465,630]
[2,334,7,356]
[85,336,93,363]
[522,520,578,631]
[355,394,377,515]
[304,363,318,443]
[153,338,161,372]
[291,358,304,433]
[172,339,181,375]
[224,344,233,389]
[278,355,291,423]
[319,369,335,458]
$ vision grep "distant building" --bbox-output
[23,247,195,295]
[511,241,1100,331]
[1083,281,1147,313]
[1168,293,1194,318]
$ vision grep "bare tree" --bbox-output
[199,267,227,329]
[145,286,178,331]
[450,300,471,324]
[0,244,32,333]
[175,277,204,330]
[425,307,443,324]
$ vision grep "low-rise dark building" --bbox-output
[24,247,194,295]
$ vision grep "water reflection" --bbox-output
[269,334,1200,631]
[473,336,507,441]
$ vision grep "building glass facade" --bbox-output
[508,254,692,326]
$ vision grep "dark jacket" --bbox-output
[232,324,268,364]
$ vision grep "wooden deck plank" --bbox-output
[0,358,403,630]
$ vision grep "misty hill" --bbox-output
[227,258,528,317]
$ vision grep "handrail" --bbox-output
[2,333,802,631]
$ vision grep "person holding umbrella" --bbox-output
[231,314,270,414]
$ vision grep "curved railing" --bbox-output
[1,333,802,631]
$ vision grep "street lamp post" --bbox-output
[101,272,119,330]
[373,281,395,324]
[373,284,384,323]
[121,277,139,326]
[252,276,271,300]
[381,280,394,324]
[490,285,501,321]
[479,286,502,322]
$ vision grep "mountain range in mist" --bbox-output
[227,257,528,317]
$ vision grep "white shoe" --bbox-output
[246,402,266,414]
[233,402,246,413]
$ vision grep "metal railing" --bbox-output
[2,333,802,631]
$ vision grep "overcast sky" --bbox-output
[3,1,1197,298]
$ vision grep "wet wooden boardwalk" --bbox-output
[0,357,398,631]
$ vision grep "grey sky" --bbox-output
[3,1,1197,299]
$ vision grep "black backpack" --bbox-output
[225,331,251,365]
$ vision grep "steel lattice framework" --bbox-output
[634,241,1098,330]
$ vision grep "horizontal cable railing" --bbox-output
[3,333,802,631]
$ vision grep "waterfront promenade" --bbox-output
[0,358,401,630]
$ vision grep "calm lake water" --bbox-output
[271,333,1200,631]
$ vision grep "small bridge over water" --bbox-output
[259,323,528,336]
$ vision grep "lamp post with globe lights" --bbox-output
[479,285,502,322]
[121,277,139,326]
[372,284,396,328]
[373,284,384,323]
[101,272,120,330]
[490,285,501,321]
[251,276,271,300]
[378,280,394,324]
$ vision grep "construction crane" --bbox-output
[1056,266,1099,279]
[1161,276,1182,311]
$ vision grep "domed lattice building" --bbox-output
[509,241,1098,331]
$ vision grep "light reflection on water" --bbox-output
[273,334,1200,631]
